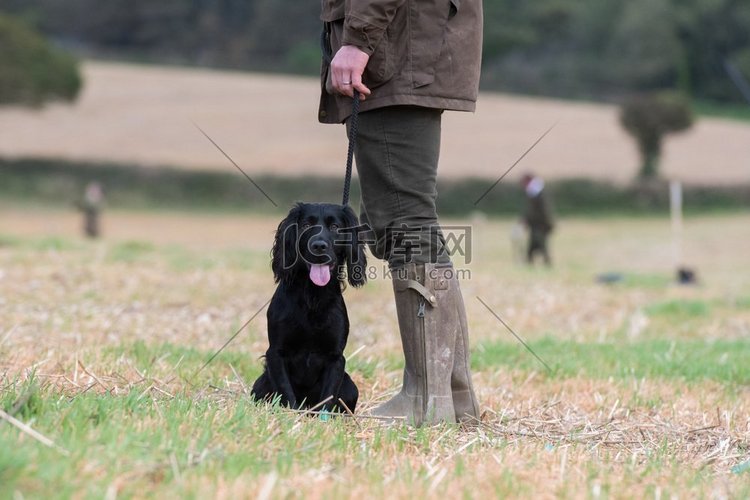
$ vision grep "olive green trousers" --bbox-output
[348,106,481,425]
[349,106,451,269]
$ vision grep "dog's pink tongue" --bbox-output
[309,264,331,287]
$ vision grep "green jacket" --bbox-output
[524,193,554,234]
[318,0,483,123]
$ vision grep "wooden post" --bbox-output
[670,180,683,270]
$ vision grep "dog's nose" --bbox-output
[311,240,328,253]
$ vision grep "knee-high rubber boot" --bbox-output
[448,269,481,422]
[370,263,458,425]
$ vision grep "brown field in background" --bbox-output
[0,61,749,185]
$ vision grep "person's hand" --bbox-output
[330,45,372,99]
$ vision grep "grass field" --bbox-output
[1,207,749,498]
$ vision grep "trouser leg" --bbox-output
[539,233,551,266]
[528,228,551,266]
[351,106,449,268]
[352,106,479,425]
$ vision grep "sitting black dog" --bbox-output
[251,202,366,413]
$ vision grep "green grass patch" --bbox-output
[104,341,265,385]
[221,248,270,271]
[1,234,82,254]
[107,335,750,388]
[620,273,674,289]
[644,299,711,318]
[28,235,81,252]
[0,379,467,498]
[593,272,675,289]
[105,341,394,386]
[107,240,155,262]
[1,338,747,496]
[160,244,216,271]
[0,234,21,247]
[472,338,750,384]
[733,296,750,310]
[1,389,271,496]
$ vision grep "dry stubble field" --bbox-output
[1,207,749,498]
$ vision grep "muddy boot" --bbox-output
[370,263,456,426]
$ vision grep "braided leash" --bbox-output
[342,90,360,206]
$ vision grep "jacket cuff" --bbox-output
[342,15,386,56]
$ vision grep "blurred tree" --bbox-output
[620,92,694,178]
[674,0,750,102]
[0,14,81,106]
[604,0,686,92]
[482,1,539,62]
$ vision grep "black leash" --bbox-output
[342,90,360,206]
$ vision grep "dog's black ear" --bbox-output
[271,204,302,283]
[341,205,367,287]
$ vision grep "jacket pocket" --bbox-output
[449,0,460,18]
[362,29,394,88]
[409,0,455,88]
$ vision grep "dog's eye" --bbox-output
[301,222,311,230]
[330,223,339,231]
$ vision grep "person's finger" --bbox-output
[331,71,342,93]
[350,72,370,100]
[330,69,340,93]
[340,74,354,97]
[333,71,350,97]
[330,61,343,94]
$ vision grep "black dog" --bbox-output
[251,202,366,413]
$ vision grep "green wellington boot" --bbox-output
[447,266,481,422]
[370,263,480,425]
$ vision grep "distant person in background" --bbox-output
[77,182,103,238]
[521,173,554,266]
